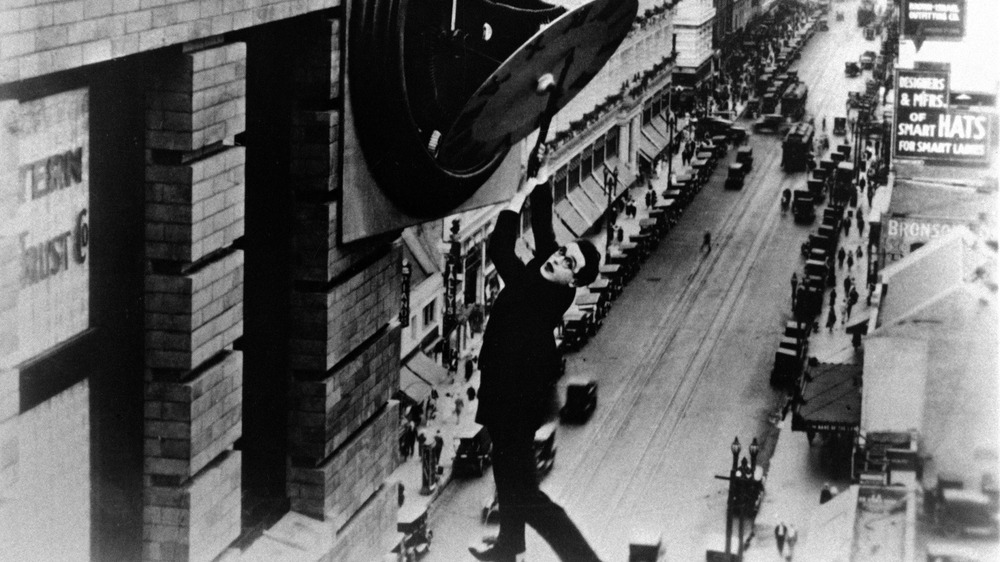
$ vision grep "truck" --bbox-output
[782,122,815,172]
[781,82,809,121]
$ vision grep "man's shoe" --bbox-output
[468,543,525,562]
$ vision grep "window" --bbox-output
[554,166,568,201]
[652,95,661,117]
[422,300,437,327]
[568,156,581,190]
[606,127,619,158]
[593,136,605,167]
[581,146,593,179]
[642,103,652,125]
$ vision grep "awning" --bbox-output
[792,363,862,433]
[797,485,859,562]
[640,125,669,162]
[844,310,872,334]
[578,172,608,209]
[567,186,605,225]
[554,199,590,237]
[400,351,450,404]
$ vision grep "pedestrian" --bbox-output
[616,224,624,243]
[826,306,837,333]
[847,253,854,271]
[830,288,837,307]
[454,395,464,423]
[432,430,444,469]
[701,231,712,254]
[838,247,846,269]
[820,483,833,504]
[645,186,656,209]
[866,281,875,306]
[405,420,417,459]
[856,245,863,261]
[843,275,852,296]
[842,213,851,235]
[849,286,859,313]
[774,521,788,557]
[856,213,864,236]
[398,482,406,507]
[467,386,477,402]
[790,272,798,306]
[845,296,854,321]
[786,524,798,560]
[471,180,604,562]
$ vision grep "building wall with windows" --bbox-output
[0,3,404,561]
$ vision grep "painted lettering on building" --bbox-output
[13,88,90,361]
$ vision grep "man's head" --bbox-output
[540,239,600,287]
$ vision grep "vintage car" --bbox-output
[452,424,492,477]
[736,146,754,172]
[724,163,746,190]
[560,377,598,423]
[845,61,860,77]
[859,50,876,70]
[753,113,786,134]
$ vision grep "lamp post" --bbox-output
[603,165,619,255]
[719,436,762,562]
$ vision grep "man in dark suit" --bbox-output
[470,180,601,562]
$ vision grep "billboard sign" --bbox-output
[893,68,996,163]
[901,0,965,39]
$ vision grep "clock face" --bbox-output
[348,0,637,217]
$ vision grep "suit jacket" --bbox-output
[476,187,574,426]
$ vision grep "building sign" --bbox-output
[901,0,965,39]
[15,89,90,360]
[893,68,996,163]
[881,216,965,264]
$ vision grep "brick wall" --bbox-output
[144,351,242,481]
[0,0,341,83]
[288,325,400,463]
[324,482,400,562]
[288,397,399,525]
[289,245,402,372]
[143,451,241,562]
[143,40,247,562]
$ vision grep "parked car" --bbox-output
[694,116,735,139]
[452,424,492,477]
[845,61,860,77]
[560,377,598,423]
[859,50,876,70]
[753,113,786,134]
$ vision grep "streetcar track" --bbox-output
[550,137,787,504]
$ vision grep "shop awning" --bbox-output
[797,485,860,562]
[640,125,669,162]
[578,172,608,209]
[401,351,450,404]
[792,363,862,433]
[567,185,605,225]
[555,198,590,237]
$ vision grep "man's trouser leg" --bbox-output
[488,421,601,562]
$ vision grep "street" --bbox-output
[422,4,873,560]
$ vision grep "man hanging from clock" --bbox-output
[469,177,602,562]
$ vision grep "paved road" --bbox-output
[421,5,872,561]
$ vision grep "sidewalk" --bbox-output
[743,179,894,562]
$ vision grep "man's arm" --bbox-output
[528,181,559,259]
[486,185,533,286]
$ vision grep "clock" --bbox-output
[348,0,638,217]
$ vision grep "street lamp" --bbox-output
[717,436,763,562]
